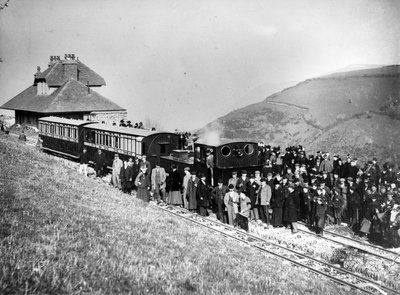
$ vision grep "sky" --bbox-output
[0,0,399,131]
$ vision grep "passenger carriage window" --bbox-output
[66,127,70,138]
[141,142,145,156]
[244,144,254,155]
[115,135,120,149]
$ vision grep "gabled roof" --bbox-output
[38,59,106,87]
[1,79,125,113]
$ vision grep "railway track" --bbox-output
[296,222,400,265]
[152,203,400,295]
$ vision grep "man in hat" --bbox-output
[348,159,360,180]
[140,154,151,172]
[196,173,210,216]
[79,148,89,177]
[319,153,333,176]
[131,157,141,191]
[283,183,300,233]
[321,171,332,189]
[206,148,215,186]
[122,159,134,194]
[228,171,238,192]
[314,187,328,236]
[343,156,352,179]
[182,167,191,209]
[111,154,123,189]
[236,170,250,195]
[224,184,239,225]
[271,182,285,227]
[94,149,105,178]
[247,174,260,221]
[254,170,262,185]
[135,166,151,202]
[151,162,166,203]
[347,185,362,228]
[331,187,344,225]
[262,159,273,178]
[212,178,228,223]
[186,171,199,212]
[259,177,272,227]
[372,157,381,186]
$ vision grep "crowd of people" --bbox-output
[81,145,400,246]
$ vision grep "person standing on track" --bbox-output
[111,154,123,189]
[168,164,182,206]
[224,184,239,226]
[151,162,166,203]
[186,171,199,212]
[79,148,89,176]
[94,149,105,177]
[135,166,151,202]
[283,183,300,233]
[182,167,191,209]
[259,177,272,227]
[196,173,211,216]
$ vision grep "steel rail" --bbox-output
[296,221,400,264]
[153,204,400,295]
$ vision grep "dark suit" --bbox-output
[94,152,105,177]
[196,180,211,216]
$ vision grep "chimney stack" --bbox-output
[48,55,60,67]
[62,53,78,81]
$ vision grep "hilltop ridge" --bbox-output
[198,65,400,162]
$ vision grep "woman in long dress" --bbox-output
[168,165,182,205]
[135,166,151,202]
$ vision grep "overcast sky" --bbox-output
[0,0,399,130]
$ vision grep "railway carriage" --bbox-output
[82,123,182,168]
[38,117,97,159]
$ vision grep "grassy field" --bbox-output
[0,134,358,294]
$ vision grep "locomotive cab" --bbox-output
[193,140,261,185]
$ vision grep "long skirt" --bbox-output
[271,207,283,226]
[137,187,150,202]
[168,190,182,205]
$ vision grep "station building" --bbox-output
[1,54,127,127]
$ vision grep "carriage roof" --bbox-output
[38,116,97,127]
[85,123,172,138]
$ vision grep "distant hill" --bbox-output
[198,65,400,162]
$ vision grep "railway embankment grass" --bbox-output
[0,134,357,294]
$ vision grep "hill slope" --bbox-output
[0,135,353,294]
[199,65,400,162]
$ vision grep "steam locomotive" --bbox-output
[38,116,262,183]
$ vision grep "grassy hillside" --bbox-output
[199,65,400,162]
[0,134,355,294]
